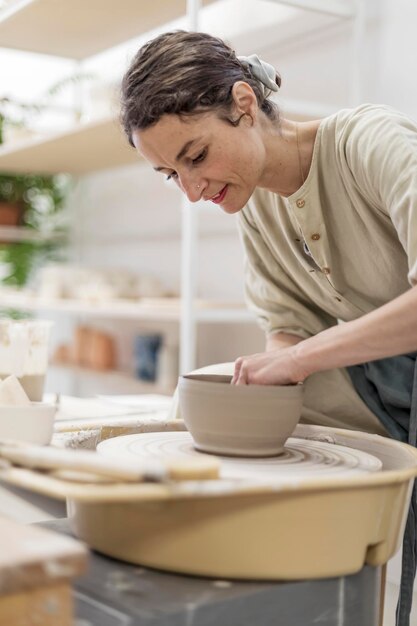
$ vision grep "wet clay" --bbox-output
[97,431,383,482]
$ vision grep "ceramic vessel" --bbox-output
[178,373,303,456]
[0,320,53,401]
[0,403,56,445]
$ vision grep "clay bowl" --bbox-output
[0,403,56,445]
[178,374,303,457]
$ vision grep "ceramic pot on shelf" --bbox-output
[0,201,23,226]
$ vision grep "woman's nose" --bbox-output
[179,174,203,202]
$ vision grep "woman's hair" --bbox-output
[120,30,281,146]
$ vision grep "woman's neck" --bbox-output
[259,117,321,197]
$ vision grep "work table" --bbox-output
[0,516,87,626]
[39,519,381,626]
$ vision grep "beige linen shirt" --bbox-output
[238,103,417,338]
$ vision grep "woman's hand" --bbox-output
[231,284,417,386]
[231,344,309,386]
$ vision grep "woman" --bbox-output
[121,30,416,433]
[121,31,416,623]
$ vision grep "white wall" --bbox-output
[70,161,245,301]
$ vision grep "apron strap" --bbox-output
[396,358,417,626]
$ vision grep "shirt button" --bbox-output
[296,199,305,208]
[322,267,331,275]
[311,233,320,241]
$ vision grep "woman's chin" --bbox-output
[220,203,241,215]
[219,193,248,215]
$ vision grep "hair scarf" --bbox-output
[237,54,279,98]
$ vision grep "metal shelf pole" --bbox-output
[349,0,365,106]
[179,0,201,374]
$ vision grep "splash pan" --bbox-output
[69,424,417,580]
[1,422,416,580]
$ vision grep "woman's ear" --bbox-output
[231,81,258,119]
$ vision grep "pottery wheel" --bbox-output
[98,431,382,483]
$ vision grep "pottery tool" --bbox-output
[0,439,220,482]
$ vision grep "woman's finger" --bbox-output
[236,361,249,385]
[232,357,243,384]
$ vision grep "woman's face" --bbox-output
[131,109,265,214]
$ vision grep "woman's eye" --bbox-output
[166,172,178,181]
[192,148,207,165]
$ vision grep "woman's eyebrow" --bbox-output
[176,137,202,161]
[153,137,203,172]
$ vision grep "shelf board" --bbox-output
[0,116,139,175]
[0,94,337,175]
[197,307,256,323]
[0,226,66,243]
[0,0,352,60]
[0,0,215,60]
[50,362,174,395]
[266,0,354,18]
[0,291,255,323]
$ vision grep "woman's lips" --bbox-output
[211,185,228,204]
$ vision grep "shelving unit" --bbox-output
[267,0,353,18]
[0,1,356,177]
[0,0,215,59]
[0,226,66,243]
[0,116,139,175]
[0,290,254,323]
[0,0,361,375]
[50,363,174,395]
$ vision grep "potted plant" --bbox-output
[0,94,48,226]
[0,172,71,287]
[0,173,27,227]
[0,71,96,286]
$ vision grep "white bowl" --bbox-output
[0,403,56,445]
[178,374,303,457]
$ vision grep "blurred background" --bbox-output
[1,0,410,401]
[0,3,416,620]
